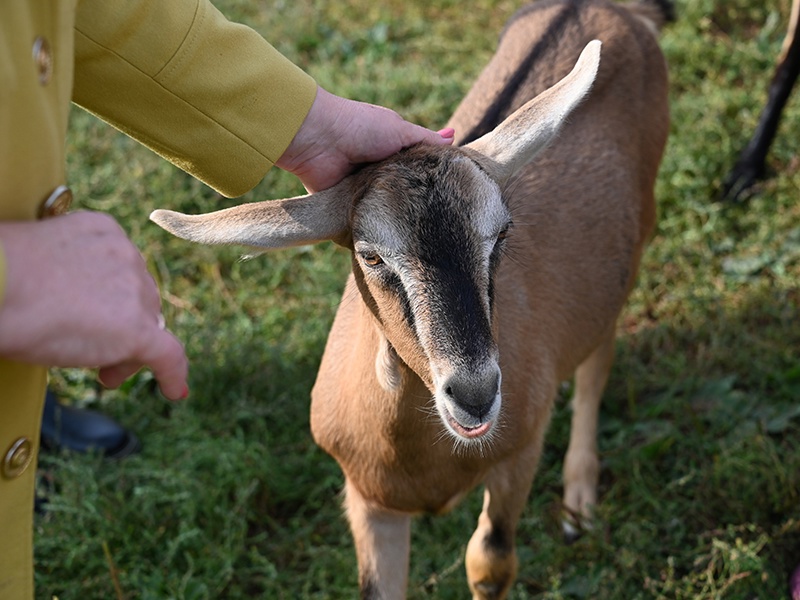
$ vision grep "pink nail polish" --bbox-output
[181,386,189,400]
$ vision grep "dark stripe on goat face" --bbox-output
[351,146,506,361]
[422,260,494,368]
[401,153,501,365]
[411,210,496,368]
[486,222,508,314]
[351,252,418,338]
[390,271,417,334]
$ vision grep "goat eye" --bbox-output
[497,227,510,242]
[362,253,384,267]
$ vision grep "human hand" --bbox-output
[276,86,455,192]
[0,212,188,400]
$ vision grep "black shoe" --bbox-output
[40,390,141,458]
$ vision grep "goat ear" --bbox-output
[465,39,602,184]
[150,177,354,250]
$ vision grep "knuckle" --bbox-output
[79,210,121,232]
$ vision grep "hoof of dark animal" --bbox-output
[720,164,763,203]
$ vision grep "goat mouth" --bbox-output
[445,411,493,439]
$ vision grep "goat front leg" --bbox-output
[344,478,411,600]
[466,445,544,600]
[562,327,615,541]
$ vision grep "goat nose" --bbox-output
[443,369,500,421]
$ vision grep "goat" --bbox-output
[723,0,800,201]
[150,0,670,597]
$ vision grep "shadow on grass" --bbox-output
[540,278,800,599]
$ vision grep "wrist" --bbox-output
[276,86,341,173]
[0,233,7,316]
[0,223,40,360]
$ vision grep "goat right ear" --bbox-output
[150,177,354,250]
[465,40,602,184]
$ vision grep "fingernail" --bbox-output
[181,386,189,400]
[438,127,455,138]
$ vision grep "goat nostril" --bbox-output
[442,369,500,422]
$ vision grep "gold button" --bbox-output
[2,437,34,480]
[38,185,73,219]
[32,36,53,85]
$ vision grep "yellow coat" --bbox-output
[0,1,316,596]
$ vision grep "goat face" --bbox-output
[349,146,512,441]
[149,39,601,444]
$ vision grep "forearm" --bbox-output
[73,0,317,197]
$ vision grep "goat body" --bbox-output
[151,1,670,597]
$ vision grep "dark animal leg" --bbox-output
[722,0,800,201]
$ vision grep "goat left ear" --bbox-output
[150,176,355,250]
[466,40,602,184]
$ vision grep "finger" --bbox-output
[398,122,455,150]
[98,360,144,390]
[98,329,188,401]
[419,126,455,146]
[140,329,189,401]
[438,127,456,143]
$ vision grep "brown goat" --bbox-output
[151,1,670,597]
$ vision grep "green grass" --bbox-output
[36,0,800,598]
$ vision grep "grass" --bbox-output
[36,0,800,598]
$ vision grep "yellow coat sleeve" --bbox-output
[72,0,317,197]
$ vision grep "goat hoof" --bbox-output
[561,505,591,544]
[562,518,583,544]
